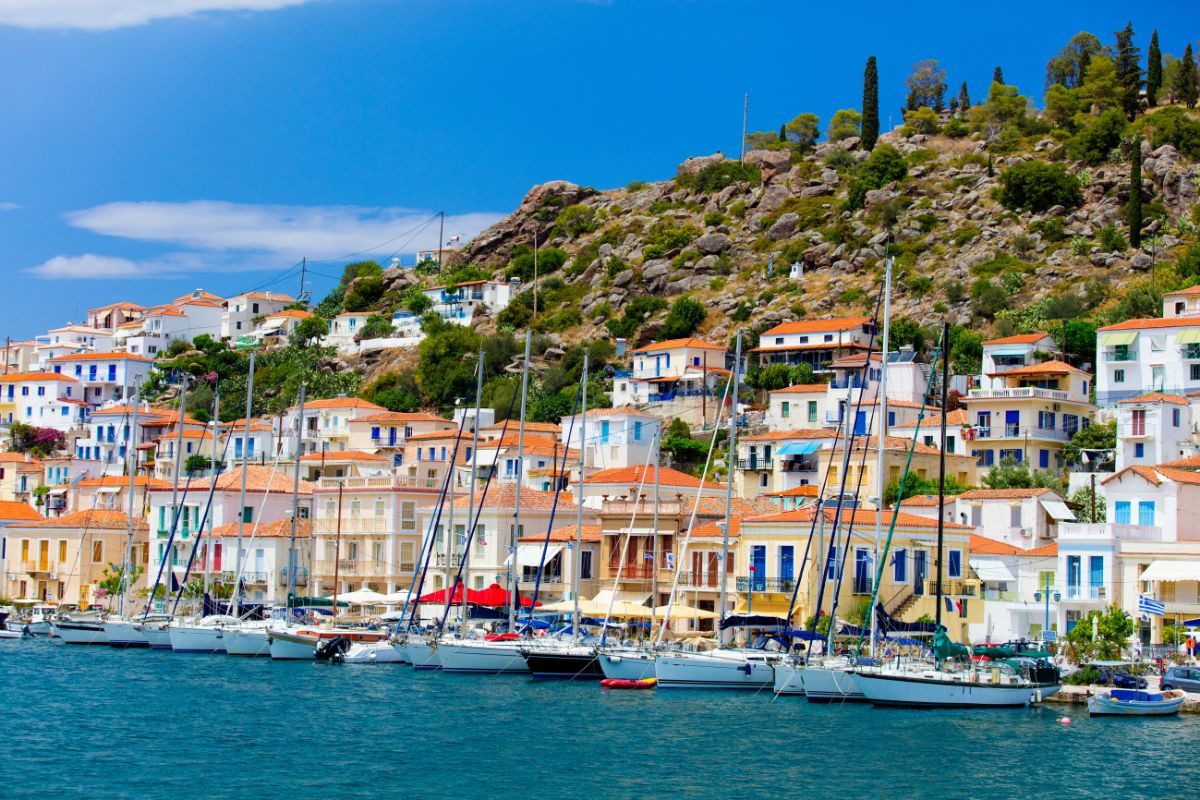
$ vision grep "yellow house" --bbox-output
[0,452,44,505]
[816,435,978,503]
[346,411,456,453]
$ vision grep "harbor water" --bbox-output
[2,639,1195,799]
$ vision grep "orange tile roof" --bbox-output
[48,352,152,362]
[88,301,146,312]
[149,464,315,494]
[355,411,451,424]
[483,421,561,434]
[301,397,385,411]
[176,299,225,308]
[1160,455,1200,469]
[690,516,743,540]
[1118,392,1190,406]
[983,332,1052,345]
[825,435,948,457]
[1165,285,1200,296]
[518,524,602,544]
[265,309,312,319]
[748,506,971,529]
[632,337,725,353]
[580,406,660,418]
[173,290,225,304]
[958,488,1055,499]
[585,465,723,490]
[75,476,171,489]
[452,484,581,513]
[0,453,40,464]
[239,291,295,302]
[764,485,820,498]
[143,308,186,318]
[88,404,157,417]
[0,371,77,382]
[210,518,312,539]
[1098,317,1198,331]
[770,384,829,394]
[9,509,147,531]
[0,500,43,521]
[299,450,388,462]
[404,429,469,442]
[1101,465,1163,486]
[681,495,778,517]
[969,534,1058,557]
[987,360,1086,378]
[890,409,969,429]
[1155,466,1200,486]
[760,316,873,337]
[829,352,885,368]
[897,494,958,507]
[740,427,836,442]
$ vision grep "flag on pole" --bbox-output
[1138,595,1165,616]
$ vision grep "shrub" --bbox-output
[767,196,830,230]
[642,220,700,260]
[847,144,908,209]
[660,297,707,339]
[1137,107,1200,159]
[343,276,384,312]
[1068,109,1127,165]
[506,246,567,282]
[730,302,751,322]
[1029,218,1066,243]
[675,161,761,193]
[971,278,1008,318]
[1097,224,1128,253]
[824,148,856,171]
[1000,271,1025,295]
[625,180,649,192]
[358,314,394,341]
[703,211,726,227]
[945,280,966,304]
[906,275,933,296]
[1010,233,1036,258]
[553,204,598,237]
[952,225,981,246]
[728,200,747,218]
[1069,236,1091,256]
[943,116,968,137]
[970,253,1023,278]
[997,160,1083,213]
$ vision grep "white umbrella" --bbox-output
[380,592,414,605]
[330,589,387,606]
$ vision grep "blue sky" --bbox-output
[1,0,1196,338]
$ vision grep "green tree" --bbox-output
[1070,485,1105,523]
[753,363,793,391]
[1112,21,1143,120]
[847,143,907,209]
[784,113,820,151]
[506,245,567,282]
[1146,30,1163,106]
[983,81,1028,129]
[1054,319,1097,366]
[1176,44,1200,109]
[1069,108,1128,165]
[997,160,1083,212]
[416,324,484,408]
[1127,137,1142,248]
[827,108,862,142]
[289,315,329,348]
[1064,605,1134,661]
[884,473,972,505]
[357,314,395,341]
[1045,31,1103,89]
[904,105,940,134]
[904,59,948,112]
[407,292,432,316]
[343,275,384,312]
[982,456,1062,490]
[1078,53,1122,113]
[660,297,707,339]
[993,66,1004,84]
[970,279,1009,319]
[789,363,816,386]
[97,563,144,600]
[888,316,926,352]
[862,56,879,150]
[957,81,971,113]
[1064,418,1116,468]
[1044,83,1081,130]
[362,369,423,412]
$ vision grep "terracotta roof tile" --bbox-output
[769,384,829,394]
[632,337,725,353]
[585,465,723,490]
[1098,317,1198,331]
[764,485,820,498]
[1155,466,1200,486]
[1160,455,1200,469]
[748,506,971,529]
[210,518,311,539]
[1117,392,1190,406]
[1101,465,1163,487]
[969,534,1057,557]
[890,409,969,429]
[9,509,147,531]
[740,427,837,442]
[355,411,451,424]
[149,464,315,494]
[1163,284,1200,297]
[451,484,580,513]
[759,316,873,336]
[983,332,1052,345]
[958,488,1055,499]
[0,500,43,521]
[0,453,40,464]
[986,360,1086,378]
[518,524,602,543]
[0,371,78,382]
[299,450,389,462]
[301,397,385,411]
[897,494,958,507]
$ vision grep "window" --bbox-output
[371,426,380,440]
[580,549,593,579]
[948,549,962,579]
[1089,555,1104,588]
[634,420,643,441]
[775,337,784,345]
[807,401,817,423]
[1138,501,1155,527]
[1173,408,1181,427]
[887,410,895,427]
[893,548,907,582]
[1135,443,1145,458]
[825,544,838,579]
[1192,364,1200,381]
[91,541,103,563]
[1038,411,1055,429]
[1039,449,1049,469]
[1010,504,1022,527]
[242,506,253,523]
[1114,501,1131,524]
[692,356,700,366]
[36,386,44,396]
[1114,369,1125,383]
[781,401,790,419]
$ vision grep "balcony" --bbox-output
[1059,522,1160,541]
[608,564,658,580]
[966,387,1071,402]
[1119,422,1157,439]
[1064,585,1105,600]
[988,361,1031,374]
[1102,350,1136,362]
[736,458,773,471]
[279,567,309,586]
[675,570,723,589]
[316,475,440,491]
[1182,346,1200,360]
[735,576,797,593]
[780,458,819,473]
[824,411,843,424]
[220,570,269,584]
[980,589,1022,602]
[973,425,1071,442]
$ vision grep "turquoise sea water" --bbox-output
[1,638,1195,800]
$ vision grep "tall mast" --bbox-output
[202,391,219,599]
[718,332,741,642]
[509,330,532,631]
[464,348,484,631]
[120,394,139,617]
[650,424,661,635]
[934,322,950,630]
[572,352,588,644]
[287,385,306,601]
[232,352,255,616]
[871,258,892,656]
[444,402,456,618]
[165,378,189,611]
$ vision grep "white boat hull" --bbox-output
[599,649,657,681]
[53,621,109,645]
[852,670,1060,708]
[169,625,226,654]
[25,621,53,636]
[404,639,441,670]
[137,623,174,650]
[772,662,806,695]
[223,628,271,657]
[342,642,407,664]
[437,640,529,674]
[0,629,23,639]
[103,620,150,648]
[801,665,865,702]
[268,630,318,660]
[655,650,777,690]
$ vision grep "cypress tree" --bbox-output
[993,66,1004,85]
[1113,22,1143,119]
[1181,44,1200,110]
[1128,137,1142,249]
[1146,30,1162,107]
[958,81,971,112]
[779,123,786,143]
[862,56,879,151]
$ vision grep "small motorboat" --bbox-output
[1088,688,1187,717]
[601,677,657,690]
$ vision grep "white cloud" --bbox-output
[0,0,318,31]
[31,200,505,279]
[0,202,22,211]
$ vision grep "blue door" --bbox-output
[600,420,610,444]
[388,427,397,446]
[913,551,927,595]
[751,545,766,591]
[854,411,867,435]
[779,545,794,585]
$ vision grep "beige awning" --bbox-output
[653,603,717,620]
[1177,329,1200,345]
[1139,561,1200,583]
[1098,331,1138,346]
[1039,498,1076,522]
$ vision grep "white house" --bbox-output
[764,384,831,430]
[953,487,1075,549]
[611,337,730,426]
[1094,286,1200,405]
[323,312,371,349]
[749,316,876,371]
[47,352,153,406]
[980,332,1060,385]
[559,407,662,470]
[221,291,295,341]
[968,535,1059,643]
[421,280,517,327]
[0,372,87,431]
[1114,393,1195,471]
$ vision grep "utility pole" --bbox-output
[740,93,748,162]
[718,332,742,644]
[437,211,446,270]
[299,257,307,303]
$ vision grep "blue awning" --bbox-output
[776,441,819,456]
[989,347,1028,357]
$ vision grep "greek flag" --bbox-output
[1138,595,1165,616]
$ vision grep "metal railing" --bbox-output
[735,576,796,592]
[1102,350,1136,362]
[736,458,773,471]
[1118,422,1157,438]
[780,459,819,473]
[1064,585,1105,600]
[279,567,309,586]
[967,387,1071,401]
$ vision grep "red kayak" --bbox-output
[601,677,657,690]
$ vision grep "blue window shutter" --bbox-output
[1138,501,1155,527]
[1114,501,1131,525]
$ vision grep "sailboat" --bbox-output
[849,322,1062,708]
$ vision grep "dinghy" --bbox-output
[1088,688,1186,717]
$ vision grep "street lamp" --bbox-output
[1033,573,1062,643]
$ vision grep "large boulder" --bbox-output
[463,180,594,265]
[677,153,727,174]
[766,212,800,240]
[758,185,791,214]
[743,149,793,182]
[694,232,731,254]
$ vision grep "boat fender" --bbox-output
[1036,688,1043,703]
[608,655,622,664]
[741,662,753,675]
[1058,717,1071,724]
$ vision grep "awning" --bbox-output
[256,321,283,335]
[989,347,1029,357]
[505,543,562,568]
[776,441,819,457]
[48,488,68,495]
[471,450,501,467]
[96,486,121,494]
[1177,330,1200,345]
[591,589,650,606]
[970,558,1016,582]
[1140,561,1200,583]
[1039,498,1076,522]
[1098,331,1138,346]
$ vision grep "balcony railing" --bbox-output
[780,459,819,473]
[1059,522,1160,541]
[1102,350,1136,362]
[980,589,1021,602]
[279,567,309,586]
[735,576,797,593]
[1182,346,1200,360]
[736,458,773,471]
[1119,422,1157,438]
[973,425,1071,442]
[966,387,1071,401]
[1064,585,1105,600]
[675,570,723,589]
[221,570,269,583]
[316,475,440,490]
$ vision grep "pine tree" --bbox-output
[1128,137,1142,249]
[1113,21,1143,119]
[1146,29,1162,107]
[862,56,879,151]
[993,66,1004,85]
[958,81,970,112]
[779,123,786,143]
[1180,44,1200,110]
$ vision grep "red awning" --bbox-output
[416,582,540,607]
